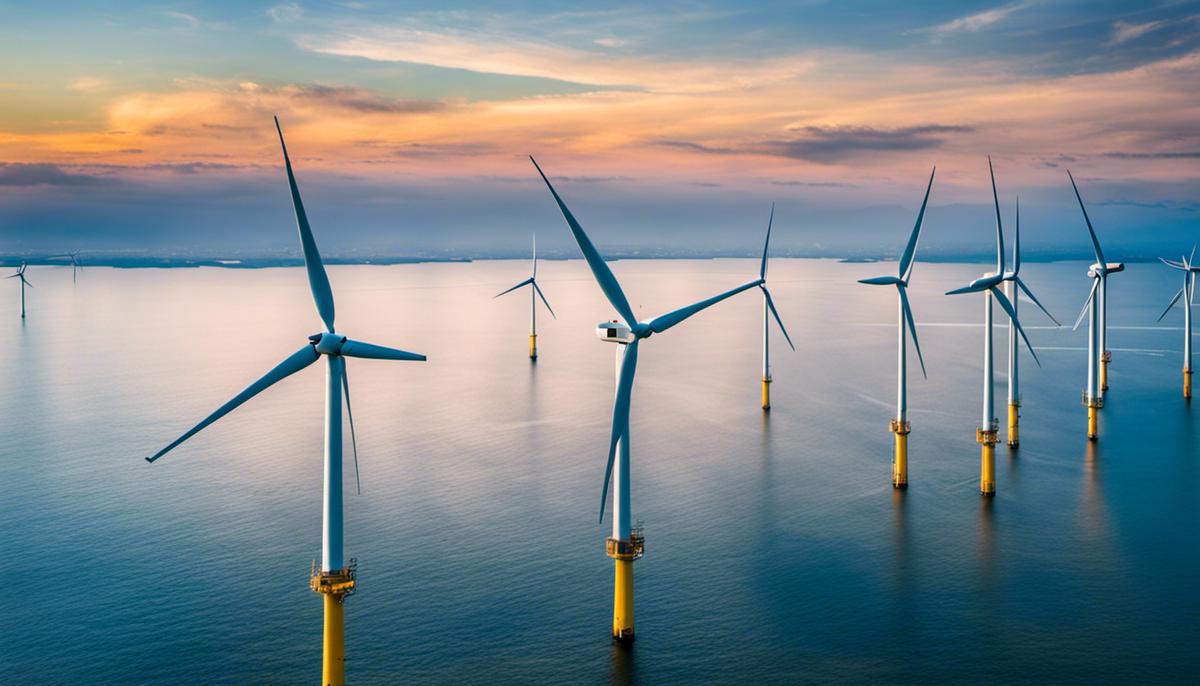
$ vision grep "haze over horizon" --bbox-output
[1,1,1198,258]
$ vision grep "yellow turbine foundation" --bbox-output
[977,427,998,496]
[311,562,356,686]
[890,419,909,489]
[761,377,772,410]
[1184,370,1192,400]
[606,533,644,643]
[1100,352,1110,392]
[1007,403,1020,448]
[529,333,537,360]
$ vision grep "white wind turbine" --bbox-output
[945,158,1040,496]
[1158,247,1197,399]
[1000,198,1059,448]
[530,155,774,642]
[1068,170,1123,397]
[859,166,934,488]
[144,118,426,686]
[758,203,794,410]
[8,262,32,318]
[494,234,555,359]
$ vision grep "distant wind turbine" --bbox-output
[531,155,765,642]
[859,166,934,488]
[1068,170,1123,397]
[945,158,1040,496]
[52,251,81,283]
[758,203,794,410]
[1000,198,1059,448]
[495,234,555,360]
[144,117,426,686]
[1158,246,1197,399]
[8,262,32,318]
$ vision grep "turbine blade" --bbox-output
[762,286,795,351]
[340,339,426,361]
[1159,257,1187,270]
[899,166,935,281]
[991,287,1040,367]
[22,277,32,288]
[945,284,985,296]
[898,286,927,379]
[145,345,320,463]
[1067,169,1105,266]
[1014,276,1060,326]
[859,275,903,285]
[532,233,537,278]
[1157,287,1185,322]
[760,203,774,280]
[342,365,360,495]
[494,277,534,298]
[989,156,1005,276]
[533,280,556,318]
[530,156,637,325]
[1190,244,1197,268]
[600,340,638,523]
[1072,279,1099,331]
[275,117,336,332]
[1013,196,1021,276]
[644,279,762,334]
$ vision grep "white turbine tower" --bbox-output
[945,158,1040,496]
[1068,170,1123,397]
[859,166,934,488]
[1000,198,1059,448]
[8,262,32,318]
[759,203,794,410]
[1158,247,1197,399]
[495,234,555,360]
[531,155,774,642]
[144,118,426,686]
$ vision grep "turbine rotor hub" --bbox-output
[310,331,347,355]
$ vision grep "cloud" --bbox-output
[0,163,113,186]
[658,125,972,163]
[924,2,1028,37]
[165,11,200,28]
[267,3,303,23]
[69,77,108,92]
[284,84,446,113]
[1109,20,1167,46]
[1102,151,1200,159]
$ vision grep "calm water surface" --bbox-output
[2,259,1196,684]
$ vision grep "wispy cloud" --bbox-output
[69,77,108,92]
[267,3,304,23]
[923,2,1028,38]
[0,163,114,186]
[164,10,200,28]
[658,125,973,163]
[1108,20,1167,46]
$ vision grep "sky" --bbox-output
[0,1,1198,258]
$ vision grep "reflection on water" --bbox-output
[1,259,1197,684]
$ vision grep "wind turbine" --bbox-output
[1000,198,1060,447]
[8,262,32,318]
[494,234,555,360]
[1158,246,1198,399]
[530,155,773,642]
[53,250,81,283]
[859,166,934,488]
[759,203,794,410]
[1068,170,1123,397]
[144,117,426,686]
[945,158,1040,496]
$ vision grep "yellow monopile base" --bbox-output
[529,333,537,360]
[1100,354,1109,392]
[1184,370,1192,400]
[977,428,997,496]
[323,594,346,686]
[761,377,771,410]
[890,420,909,489]
[613,558,635,642]
[1007,403,1019,448]
[1087,405,1098,441]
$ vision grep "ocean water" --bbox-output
[1,258,1196,684]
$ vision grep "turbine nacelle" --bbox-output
[1087,262,1125,278]
[597,320,634,344]
[310,332,347,355]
